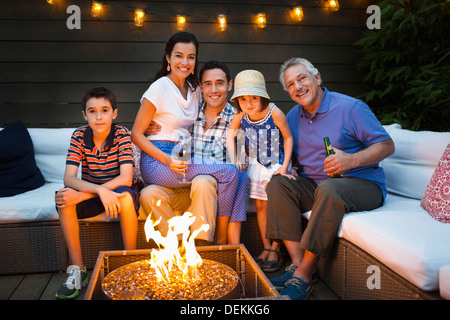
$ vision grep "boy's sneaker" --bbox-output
[55,265,88,300]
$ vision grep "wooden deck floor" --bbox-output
[0,269,339,300]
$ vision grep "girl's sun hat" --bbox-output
[230,70,270,101]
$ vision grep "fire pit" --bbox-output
[98,211,242,300]
[84,245,280,300]
[101,258,239,300]
[85,210,280,300]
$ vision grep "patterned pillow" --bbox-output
[420,143,450,223]
[130,143,143,184]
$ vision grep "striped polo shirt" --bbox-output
[66,124,135,184]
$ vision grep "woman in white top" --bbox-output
[131,32,246,244]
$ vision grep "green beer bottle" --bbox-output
[324,137,343,178]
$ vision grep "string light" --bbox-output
[45,2,343,31]
[177,15,186,31]
[291,6,304,23]
[217,14,227,31]
[134,9,144,27]
[256,13,266,29]
[91,1,103,18]
[328,0,340,12]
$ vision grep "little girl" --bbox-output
[226,70,293,272]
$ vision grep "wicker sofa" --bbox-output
[1,123,449,300]
[311,124,450,300]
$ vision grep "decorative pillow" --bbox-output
[130,142,143,184]
[420,143,450,223]
[0,121,45,197]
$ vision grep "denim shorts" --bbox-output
[56,184,140,219]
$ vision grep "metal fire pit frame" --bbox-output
[84,244,281,300]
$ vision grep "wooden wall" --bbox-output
[0,0,373,129]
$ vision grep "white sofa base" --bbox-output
[316,237,441,300]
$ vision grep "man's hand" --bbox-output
[236,163,247,173]
[323,147,351,177]
[144,121,161,136]
[323,139,395,177]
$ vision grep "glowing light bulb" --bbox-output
[47,0,55,5]
[177,15,186,31]
[256,13,266,29]
[292,6,304,22]
[218,14,227,31]
[329,0,340,12]
[91,1,103,18]
[134,9,145,27]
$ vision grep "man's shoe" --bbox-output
[269,263,297,290]
[280,276,312,300]
[55,265,88,300]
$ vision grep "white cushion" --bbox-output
[439,265,450,299]
[340,193,450,291]
[0,182,119,223]
[382,123,402,132]
[28,128,76,183]
[380,127,450,200]
[0,182,62,223]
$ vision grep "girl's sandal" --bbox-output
[262,250,284,273]
[254,248,272,266]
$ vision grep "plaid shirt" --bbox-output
[191,102,236,163]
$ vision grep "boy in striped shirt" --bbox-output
[54,87,139,299]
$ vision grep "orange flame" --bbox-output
[144,200,210,283]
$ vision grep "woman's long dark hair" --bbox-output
[152,32,199,91]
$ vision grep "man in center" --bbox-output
[139,60,246,245]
